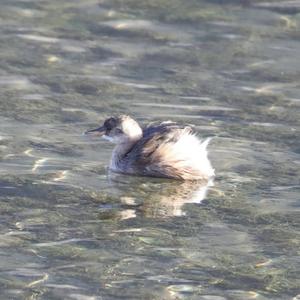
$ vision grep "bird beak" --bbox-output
[84,126,106,136]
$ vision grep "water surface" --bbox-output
[0,0,299,299]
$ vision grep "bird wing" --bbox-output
[124,122,194,178]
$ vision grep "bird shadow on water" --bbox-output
[102,172,214,219]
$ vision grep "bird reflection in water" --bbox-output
[107,173,214,218]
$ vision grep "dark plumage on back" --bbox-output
[142,121,190,139]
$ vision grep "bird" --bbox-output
[85,115,215,180]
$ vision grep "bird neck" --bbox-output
[110,140,138,170]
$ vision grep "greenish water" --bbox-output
[0,0,299,299]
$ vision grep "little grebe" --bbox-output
[85,115,215,180]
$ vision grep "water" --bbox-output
[0,0,299,299]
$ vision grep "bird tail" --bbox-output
[199,137,213,151]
